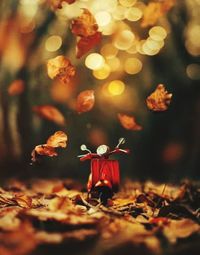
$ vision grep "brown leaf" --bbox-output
[33,105,66,126]
[48,0,76,9]
[0,223,36,255]
[118,114,142,131]
[47,131,68,148]
[31,131,68,162]
[141,0,176,27]
[76,90,95,113]
[47,55,75,84]
[76,32,102,58]
[163,219,200,243]
[31,145,57,162]
[8,80,24,96]
[14,195,32,209]
[146,84,172,111]
[71,9,98,37]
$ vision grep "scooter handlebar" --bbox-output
[78,153,99,161]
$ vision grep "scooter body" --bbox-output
[78,138,129,202]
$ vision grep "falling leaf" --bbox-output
[48,0,76,9]
[141,0,176,27]
[146,84,172,111]
[47,131,68,148]
[31,131,68,162]
[118,114,142,131]
[8,80,25,96]
[71,9,98,37]
[33,105,66,126]
[47,56,76,84]
[31,145,57,162]
[76,90,95,113]
[76,32,102,58]
[71,9,102,58]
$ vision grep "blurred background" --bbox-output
[0,0,199,183]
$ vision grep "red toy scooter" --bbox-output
[78,138,130,202]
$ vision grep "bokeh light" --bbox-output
[149,26,167,41]
[45,35,62,52]
[106,57,121,72]
[119,0,137,7]
[186,64,200,80]
[100,44,118,59]
[124,57,142,74]
[108,80,125,96]
[95,11,111,27]
[112,5,127,20]
[114,30,135,50]
[125,7,143,21]
[85,53,105,70]
[93,64,111,79]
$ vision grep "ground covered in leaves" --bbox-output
[0,179,199,255]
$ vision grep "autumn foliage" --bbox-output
[31,131,68,162]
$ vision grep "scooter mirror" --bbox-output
[80,144,91,153]
[117,138,125,147]
[80,144,87,151]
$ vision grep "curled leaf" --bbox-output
[76,32,102,58]
[48,0,76,9]
[141,0,176,27]
[31,131,68,162]
[146,84,172,111]
[47,131,68,148]
[71,9,102,58]
[31,145,57,162]
[76,90,95,113]
[33,105,66,126]
[118,114,142,131]
[47,56,76,84]
[8,80,24,96]
[71,9,98,37]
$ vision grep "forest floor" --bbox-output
[0,179,199,255]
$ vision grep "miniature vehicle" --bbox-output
[78,138,130,202]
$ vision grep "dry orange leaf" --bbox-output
[31,131,68,162]
[71,9,98,37]
[33,105,66,126]
[146,84,172,111]
[76,32,102,58]
[141,0,176,27]
[48,0,76,9]
[76,90,95,113]
[71,9,102,58]
[8,80,24,96]
[15,195,32,209]
[47,130,68,148]
[47,56,76,84]
[118,114,142,131]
